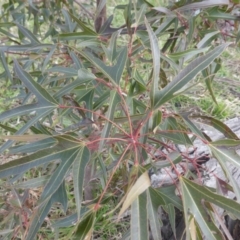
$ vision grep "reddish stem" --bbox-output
[94,144,131,211]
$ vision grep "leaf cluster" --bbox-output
[1,0,240,239]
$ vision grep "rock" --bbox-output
[151,117,240,239]
[151,117,240,190]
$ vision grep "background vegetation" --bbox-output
[1,0,240,239]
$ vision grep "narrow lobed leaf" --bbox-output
[153,43,230,109]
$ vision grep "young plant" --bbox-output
[1,1,240,239]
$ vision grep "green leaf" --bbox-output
[150,110,162,133]
[181,115,207,140]
[73,211,96,240]
[30,122,52,135]
[124,0,132,32]
[138,116,150,160]
[0,22,15,28]
[160,53,180,71]
[26,197,52,240]
[0,103,38,121]
[0,103,57,154]
[197,31,220,49]
[131,192,149,240]
[202,68,218,104]
[145,17,160,108]
[206,7,240,20]
[134,4,147,28]
[54,73,94,99]
[155,186,183,210]
[129,70,147,97]
[46,66,78,76]
[236,27,240,44]
[26,183,68,240]
[0,135,80,178]
[0,50,12,82]
[160,116,192,145]
[10,137,57,154]
[51,208,88,229]
[99,90,121,151]
[98,15,116,35]
[164,204,176,238]
[102,30,119,63]
[176,0,229,11]
[187,16,195,45]
[147,188,163,240]
[158,131,191,145]
[0,108,56,154]
[193,115,239,140]
[40,149,79,201]
[52,181,68,213]
[153,151,182,169]
[57,32,99,47]
[209,145,240,169]
[76,87,94,120]
[153,7,176,17]
[15,22,40,43]
[132,98,147,114]
[153,43,229,109]
[15,176,50,189]
[113,114,145,124]
[211,139,240,147]
[155,17,175,35]
[68,12,96,35]
[52,213,78,228]
[69,51,83,69]
[166,47,210,62]
[80,47,128,85]
[62,9,76,32]
[14,60,58,104]
[73,146,91,220]
[0,123,17,134]
[42,45,57,73]
[0,134,51,142]
[0,43,53,52]
[95,0,107,23]
[211,146,240,201]
[180,177,240,239]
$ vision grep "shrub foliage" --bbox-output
[1,0,240,239]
